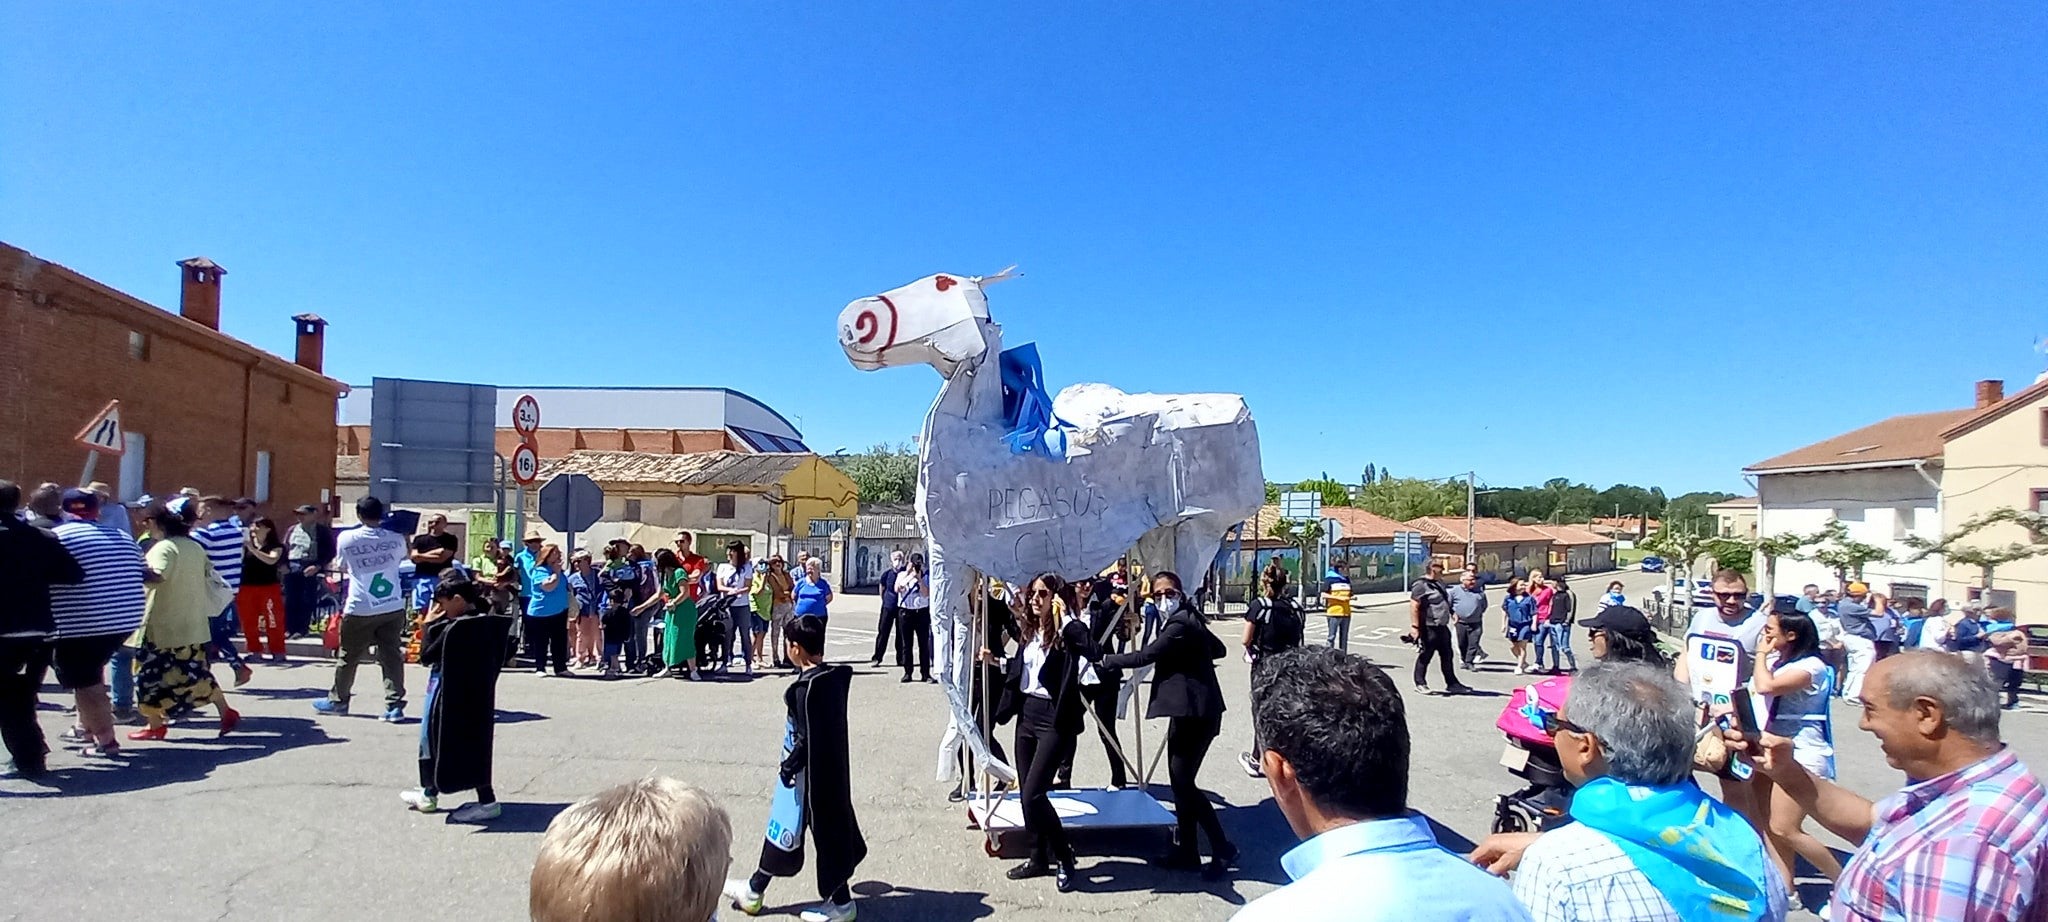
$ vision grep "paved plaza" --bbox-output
[5,570,2045,921]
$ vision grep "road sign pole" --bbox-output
[514,483,526,543]
[79,451,99,488]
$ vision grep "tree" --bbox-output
[1268,517,1326,603]
[1352,477,1465,521]
[828,442,918,505]
[1798,519,1892,587]
[1642,528,1714,602]
[1663,491,1741,537]
[1291,477,1352,508]
[1702,529,1810,598]
[1902,506,2048,590]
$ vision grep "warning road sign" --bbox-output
[74,400,125,455]
[512,394,541,436]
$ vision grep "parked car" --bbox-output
[1639,556,1666,573]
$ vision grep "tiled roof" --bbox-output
[1250,504,1413,542]
[1405,516,1556,546]
[1943,376,2048,441]
[537,450,806,488]
[1706,496,1759,509]
[1745,408,1974,473]
[1530,524,1615,546]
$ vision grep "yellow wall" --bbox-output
[1941,387,2048,623]
[777,456,860,534]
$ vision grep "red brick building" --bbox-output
[1,242,346,509]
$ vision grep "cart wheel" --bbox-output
[984,836,1000,857]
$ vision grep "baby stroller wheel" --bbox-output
[1492,794,1538,835]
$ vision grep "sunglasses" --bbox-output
[1028,588,1056,599]
[1712,591,1748,601]
[1534,711,1592,739]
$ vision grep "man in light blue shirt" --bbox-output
[1235,647,1531,922]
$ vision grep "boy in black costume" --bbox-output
[725,616,867,921]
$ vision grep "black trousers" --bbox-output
[283,568,319,635]
[1413,623,1460,688]
[1992,659,2026,706]
[1059,678,1127,788]
[523,615,570,672]
[872,604,898,662]
[1014,696,1078,866]
[1168,713,1229,855]
[0,637,53,774]
[970,663,1007,766]
[896,607,933,678]
[1456,621,1487,667]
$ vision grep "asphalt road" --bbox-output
[4,569,2043,922]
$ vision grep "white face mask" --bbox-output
[1157,596,1181,617]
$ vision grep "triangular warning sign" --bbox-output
[74,400,125,455]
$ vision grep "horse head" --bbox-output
[839,268,1016,378]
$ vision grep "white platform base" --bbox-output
[967,788,1177,861]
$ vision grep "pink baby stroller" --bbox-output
[1492,674,1577,834]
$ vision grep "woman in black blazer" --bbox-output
[988,572,1097,891]
[1099,570,1237,879]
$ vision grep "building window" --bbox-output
[254,451,273,503]
[1893,507,1915,539]
[281,383,292,405]
[714,495,736,519]
[128,331,149,360]
[2040,408,2048,445]
[118,432,146,501]
[623,499,642,521]
[2032,490,2048,543]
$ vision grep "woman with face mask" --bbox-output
[1098,571,1237,880]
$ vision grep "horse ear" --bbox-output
[840,273,995,375]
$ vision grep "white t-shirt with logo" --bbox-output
[335,525,407,616]
[1682,606,1768,711]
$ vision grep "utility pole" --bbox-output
[1465,471,1477,568]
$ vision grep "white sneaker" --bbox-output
[400,789,438,813]
[450,801,502,822]
[799,900,856,922]
[1238,752,1264,778]
[723,879,764,916]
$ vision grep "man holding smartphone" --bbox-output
[1674,568,1771,817]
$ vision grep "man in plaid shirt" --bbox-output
[1732,650,2047,921]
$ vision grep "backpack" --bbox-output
[1904,617,1926,649]
[1255,597,1304,655]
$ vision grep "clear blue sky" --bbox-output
[7,4,2044,496]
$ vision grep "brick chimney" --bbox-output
[1976,379,2005,409]
[176,257,224,329]
[293,313,327,373]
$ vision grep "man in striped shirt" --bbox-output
[48,488,147,758]
[194,496,253,686]
[1733,650,2047,921]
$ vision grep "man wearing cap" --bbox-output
[314,496,411,722]
[1835,581,1879,704]
[47,487,148,758]
[0,480,84,777]
[1946,599,1992,668]
[284,504,327,638]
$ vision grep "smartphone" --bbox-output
[1729,688,1761,737]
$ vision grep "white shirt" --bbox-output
[895,570,930,609]
[1511,821,1788,922]
[1681,607,1768,711]
[335,525,407,616]
[1917,614,1950,650]
[1020,637,1051,699]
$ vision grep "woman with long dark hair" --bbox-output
[1100,570,1237,879]
[1751,603,1841,892]
[987,572,1096,891]
[238,516,287,662]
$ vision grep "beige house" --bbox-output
[1707,497,1759,539]
[1938,377,2048,621]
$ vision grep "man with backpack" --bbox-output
[1239,570,1303,777]
[1409,561,1474,695]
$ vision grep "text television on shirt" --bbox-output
[367,377,499,505]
